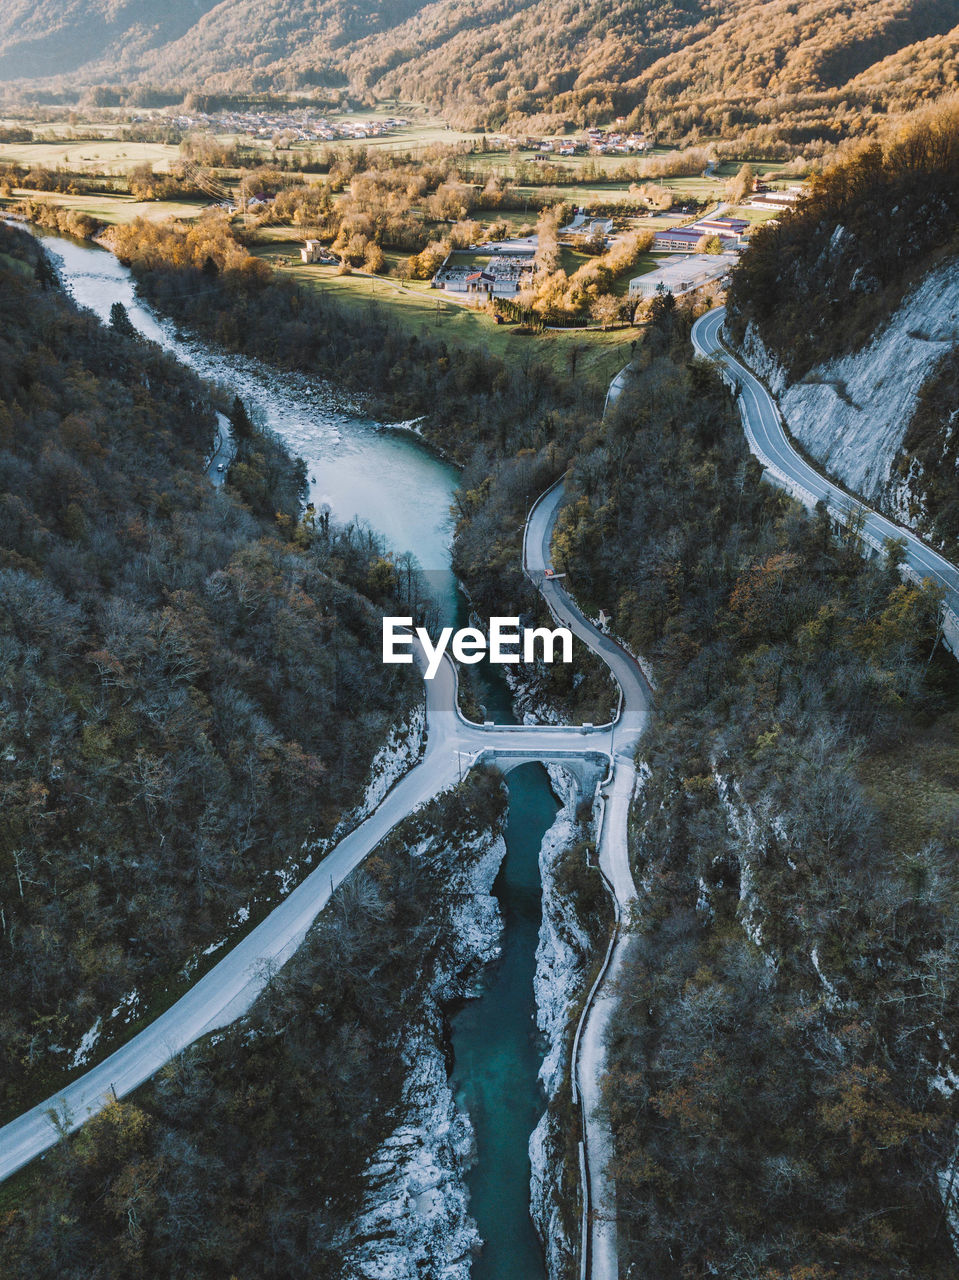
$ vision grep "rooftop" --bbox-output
[630,252,738,296]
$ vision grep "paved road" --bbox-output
[692,307,959,638]
[604,361,635,416]
[206,411,234,487]
[579,761,637,1280]
[525,480,649,755]
[525,478,651,1280]
[0,486,641,1188]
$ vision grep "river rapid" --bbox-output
[40,230,553,1280]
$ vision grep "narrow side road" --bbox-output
[205,410,235,486]
[525,478,652,1280]
[580,759,637,1280]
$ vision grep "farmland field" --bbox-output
[1,189,208,224]
[0,139,180,173]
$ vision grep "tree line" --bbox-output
[0,222,420,1121]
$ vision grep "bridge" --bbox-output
[0,472,651,1280]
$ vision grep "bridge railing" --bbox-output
[473,746,610,765]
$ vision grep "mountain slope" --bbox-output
[728,98,959,554]
[0,0,222,81]
[344,0,959,135]
[3,0,959,142]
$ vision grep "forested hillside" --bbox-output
[0,223,418,1119]
[728,98,959,376]
[3,0,959,144]
[0,0,221,82]
[728,99,959,550]
[556,299,959,1277]
[348,0,959,139]
[0,769,508,1279]
[447,287,959,1277]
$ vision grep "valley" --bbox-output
[1,9,959,1280]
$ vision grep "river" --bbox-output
[39,229,553,1280]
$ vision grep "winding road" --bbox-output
[16,293,939,1276]
[526,479,651,1280]
[692,306,959,643]
[0,474,651,1280]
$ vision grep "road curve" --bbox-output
[692,306,959,633]
[525,478,651,1280]
[0,492,642,1194]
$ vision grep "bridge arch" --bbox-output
[475,747,610,799]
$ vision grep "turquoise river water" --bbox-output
[40,229,553,1279]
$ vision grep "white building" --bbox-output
[629,253,737,299]
[433,250,535,298]
[300,240,335,264]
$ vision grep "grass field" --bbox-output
[252,243,636,391]
[554,244,659,297]
[2,188,208,224]
[399,146,798,207]
[471,161,789,201]
[0,139,181,174]
[465,150,648,179]
[659,174,726,199]
[709,159,794,179]
[727,204,782,225]
[441,249,494,269]
[611,253,660,296]
[559,245,592,274]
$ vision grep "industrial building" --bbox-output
[629,253,737,298]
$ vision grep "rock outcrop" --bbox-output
[740,259,959,517]
[339,829,505,1280]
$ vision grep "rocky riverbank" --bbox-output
[530,767,594,1280]
[506,668,610,1280]
[339,825,507,1280]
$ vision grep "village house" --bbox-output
[694,216,749,237]
[653,227,707,252]
[300,240,337,264]
[432,249,535,298]
[747,187,803,209]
